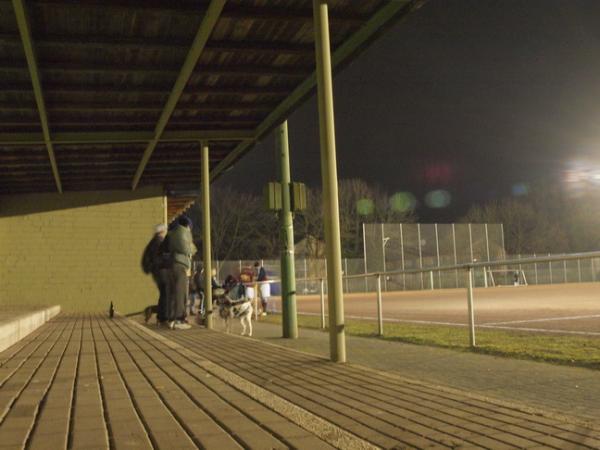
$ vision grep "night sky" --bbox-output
[215,0,600,222]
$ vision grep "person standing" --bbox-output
[141,224,169,323]
[166,216,196,330]
[254,261,270,316]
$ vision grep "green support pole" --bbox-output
[313,0,346,363]
[201,142,213,329]
[278,121,298,339]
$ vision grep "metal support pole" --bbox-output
[577,259,582,283]
[592,258,596,282]
[376,274,384,336]
[162,195,168,226]
[533,253,538,285]
[549,253,553,284]
[452,223,458,288]
[429,271,434,290]
[417,223,424,289]
[320,278,326,329]
[381,223,388,292]
[500,223,506,259]
[362,223,368,292]
[399,223,406,290]
[201,142,213,329]
[484,223,491,262]
[466,267,476,347]
[304,258,308,294]
[344,258,349,293]
[278,121,298,339]
[435,223,441,288]
[483,267,488,288]
[563,259,568,283]
[314,0,345,362]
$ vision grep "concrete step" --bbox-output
[0,306,61,353]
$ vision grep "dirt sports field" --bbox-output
[271,282,600,336]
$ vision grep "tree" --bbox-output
[188,186,278,260]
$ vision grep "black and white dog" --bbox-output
[215,282,253,336]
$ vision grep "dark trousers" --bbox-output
[152,269,169,322]
[167,264,188,321]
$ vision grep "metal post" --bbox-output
[314,0,345,362]
[417,223,424,289]
[363,258,368,293]
[500,223,506,259]
[376,274,384,336]
[533,253,538,285]
[381,223,388,292]
[549,253,553,284]
[592,258,596,282]
[320,278,325,329]
[468,223,474,286]
[466,267,476,347]
[483,267,488,288]
[162,195,168,226]
[452,223,458,288]
[563,259,568,283]
[484,223,491,262]
[278,121,298,339]
[201,142,213,329]
[435,223,441,288]
[304,258,308,294]
[362,223,368,292]
[577,259,582,283]
[344,258,349,293]
[429,271,434,290]
[399,223,406,290]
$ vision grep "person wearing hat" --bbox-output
[141,223,169,323]
[165,215,196,329]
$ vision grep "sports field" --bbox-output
[271,282,600,336]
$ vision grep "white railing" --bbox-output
[263,251,600,347]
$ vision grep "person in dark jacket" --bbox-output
[166,216,196,330]
[141,224,169,323]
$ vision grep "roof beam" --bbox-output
[6,1,366,24]
[11,0,62,193]
[131,0,226,190]
[0,129,254,145]
[211,0,418,182]
[0,32,314,55]
[0,60,311,78]
[0,101,276,112]
[2,82,291,96]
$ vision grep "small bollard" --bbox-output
[376,274,384,336]
[429,271,434,290]
[109,301,115,319]
[319,278,326,329]
[466,267,476,347]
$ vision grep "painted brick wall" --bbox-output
[0,186,165,313]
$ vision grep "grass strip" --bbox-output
[261,314,600,369]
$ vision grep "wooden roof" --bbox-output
[0,0,424,203]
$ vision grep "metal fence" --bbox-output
[294,251,600,347]
[210,253,600,295]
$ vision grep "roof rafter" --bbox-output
[131,0,227,190]
[2,82,292,96]
[11,0,62,193]
[0,129,255,145]
[0,32,314,55]
[211,0,417,182]
[0,60,310,78]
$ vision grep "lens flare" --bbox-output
[425,190,451,208]
[389,192,416,212]
[356,198,375,216]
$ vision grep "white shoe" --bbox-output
[260,312,267,316]
[174,322,191,330]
